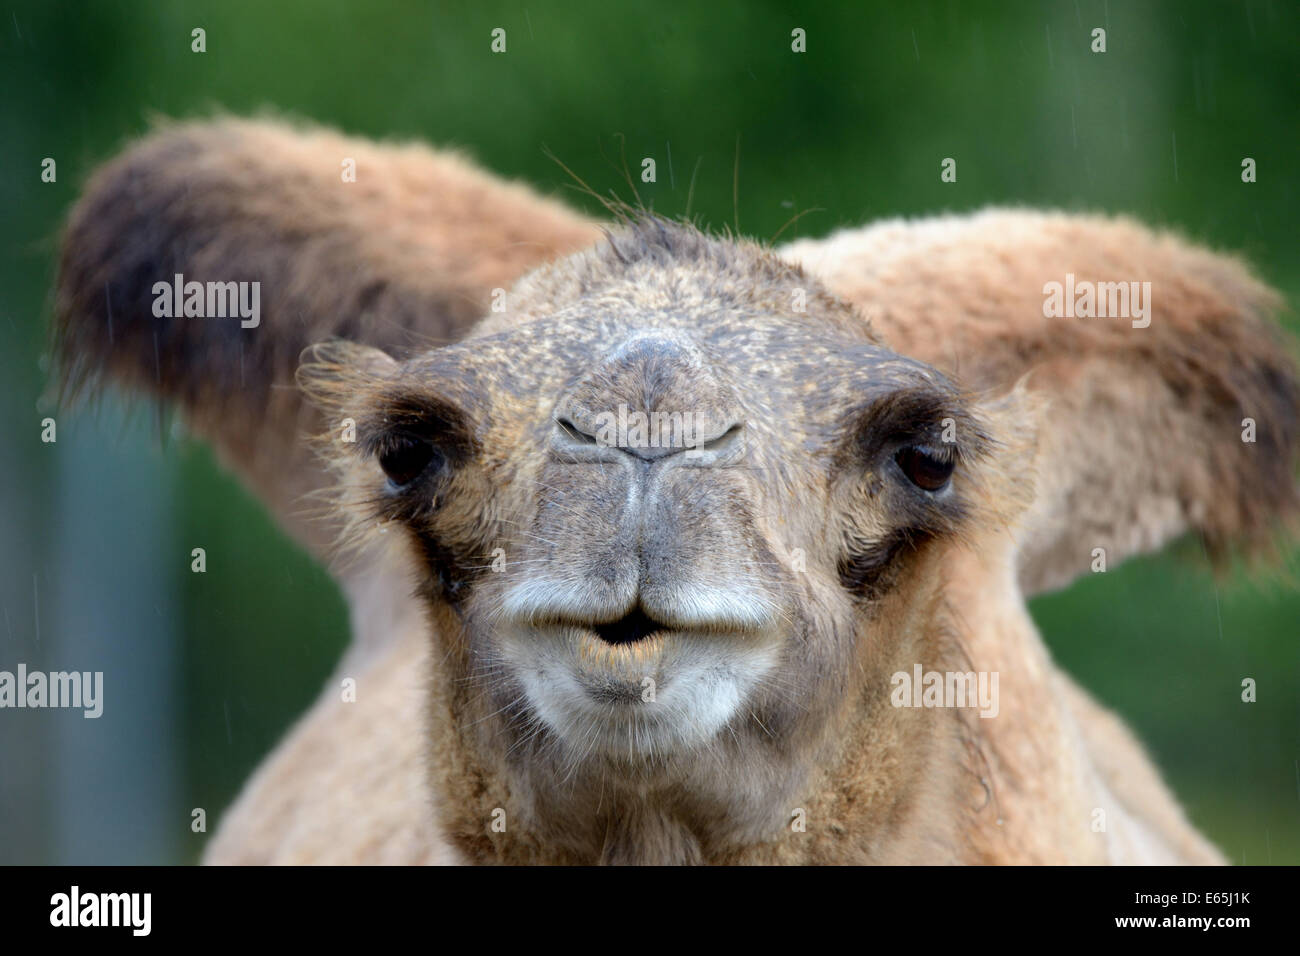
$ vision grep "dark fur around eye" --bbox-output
[894,446,955,492]
[358,391,474,493]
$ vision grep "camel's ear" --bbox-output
[783,210,1300,594]
[54,117,602,567]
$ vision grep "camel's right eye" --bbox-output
[894,445,954,492]
[379,436,438,487]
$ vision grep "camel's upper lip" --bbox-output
[497,580,782,638]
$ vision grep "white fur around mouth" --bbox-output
[494,621,780,760]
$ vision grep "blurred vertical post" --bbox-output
[50,399,180,864]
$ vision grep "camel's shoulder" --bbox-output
[203,624,458,865]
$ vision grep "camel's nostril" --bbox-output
[549,411,745,464]
[592,606,667,645]
[556,418,598,445]
[695,421,744,454]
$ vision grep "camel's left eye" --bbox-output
[895,446,954,492]
[379,436,438,487]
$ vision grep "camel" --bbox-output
[53,118,1298,864]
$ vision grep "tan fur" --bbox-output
[54,120,1298,865]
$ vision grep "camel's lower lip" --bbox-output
[524,619,745,656]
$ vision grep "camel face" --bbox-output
[311,219,991,773]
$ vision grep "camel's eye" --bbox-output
[894,446,954,492]
[379,436,439,487]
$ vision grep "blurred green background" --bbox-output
[1,0,1296,864]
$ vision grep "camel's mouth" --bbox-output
[499,583,780,642]
[590,606,668,646]
[491,586,786,758]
